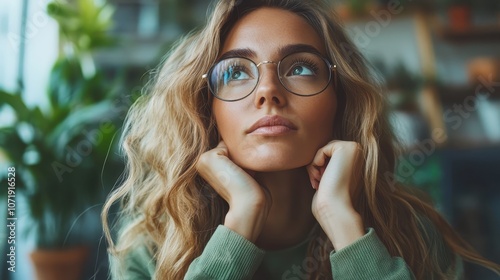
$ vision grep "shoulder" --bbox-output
[110,225,157,280]
[125,242,156,276]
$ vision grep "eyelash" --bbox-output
[226,64,248,73]
[289,58,319,73]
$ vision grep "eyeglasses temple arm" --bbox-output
[332,65,337,90]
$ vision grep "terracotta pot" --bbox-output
[30,246,89,280]
[468,57,500,84]
[448,5,471,32]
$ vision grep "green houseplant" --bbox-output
[372,60,423,111]
[0,0,125,279]
[0,79,120,279]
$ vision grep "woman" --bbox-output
[102,0,500,279]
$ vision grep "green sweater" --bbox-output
[117,224,462,279]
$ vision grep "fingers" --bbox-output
[310,142,333,168]
[196,140,262,204]
[214,140,228,156]
[216,140,227,149]
[306,141,337,190]
[306,140,363,191]
[306,165,320,190]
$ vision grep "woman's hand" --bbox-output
[196,141,271,242]
[306,140,365,250]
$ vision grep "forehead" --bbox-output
[221,7,326,59]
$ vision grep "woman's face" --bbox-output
[212,7,337,172]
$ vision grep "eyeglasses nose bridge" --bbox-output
[255,60,281,81]
[256,60,277,68]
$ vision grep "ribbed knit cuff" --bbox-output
[193,225,265,279]
[330,228,413,279]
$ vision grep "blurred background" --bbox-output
[0,0,499,279]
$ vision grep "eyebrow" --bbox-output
[218,44,322,61]
[278,44,322,57]
[219,48,256,61]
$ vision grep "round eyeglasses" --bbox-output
[202,52,337,102]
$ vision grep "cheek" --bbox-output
[301,93,337,142]
[212,100,240,141]
[212,101,254,166]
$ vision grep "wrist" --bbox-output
[315,204,364,251]
[224,203,268,243]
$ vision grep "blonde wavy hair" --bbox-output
[102,0,500,279]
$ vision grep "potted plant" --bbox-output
[373,60,423,112]
[372,59,426,147]
[349,0,373,17]
[0,64,121,280]
[0,0,124,279]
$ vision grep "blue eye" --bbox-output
[286,59,318,77]
[291,65,314,76]
[223,66,251,85]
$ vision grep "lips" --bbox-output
[246,115,298,135]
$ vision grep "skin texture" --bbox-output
[212,7,337,172]
[197,7,364,251]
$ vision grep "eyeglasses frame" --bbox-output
[201,51,338,102]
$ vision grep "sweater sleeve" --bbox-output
[112,242,156,280]
[184,225,265,280]
[330,228,415,279]
[330,227,464,280]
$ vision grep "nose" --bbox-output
[253,62,287,108]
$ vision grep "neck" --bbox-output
[253,167,316,250]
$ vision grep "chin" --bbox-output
[237,159,304,172]
[230,145,312,172]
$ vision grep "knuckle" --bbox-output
[340,141,362,151]
[312,199,331,216]
[196,153,208,167]
[196,151,214,169]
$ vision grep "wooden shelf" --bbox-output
[437,84,500,103]
[438,24,500,43]
[443,140,500,150]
